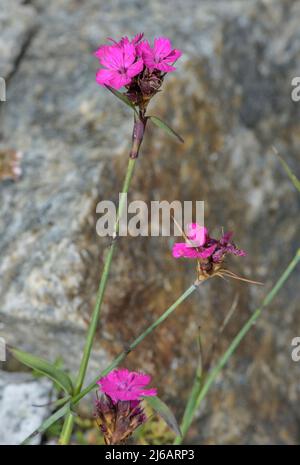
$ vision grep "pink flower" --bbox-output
[95,40,143,89]
[97,368,157,404]
[94,34,182,100]
[173,242,217,259]
[172,223,246,262]
[137,37,182,72]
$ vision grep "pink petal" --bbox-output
[115,368,130,382]
[143,57,156,70]
[122,42,136,68]
[119,36,131,46]
[108,72,131,89]
[138,388,157,398]
[166,48,182,63]
[155,62,176,72]
[96,68,117,86]
[94,45,110,60]
[153,37,172,59]
[229,247,247,257]
[132,32,144,44]
[99,45,123,70]
[196,244,217,259]
[220,231,234,245]
[126,58,144,78]
[172,242,188,258]
[172,243,200,258]
[136,40,152,58]
[107,390,135,403]
[97,369,156,403]
[132,372,151,386]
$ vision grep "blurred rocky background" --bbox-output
[0,0,300,444]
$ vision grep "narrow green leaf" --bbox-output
[11,347,73,395]
[105,85,138,114]
[145,396,182,437]
[21,403,70,445]
[32,396,70,409]
[23,284,198,443]
[273,146,300,193]
[148,115,184,143]
[174,248,300,444]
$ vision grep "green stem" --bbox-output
[178,367,202,439]
[28,283,198,445]
[72,283,198,405]
[174,249,300,444]
[75,157,136,394]
[59,157,136,444]
[59,413,74,444]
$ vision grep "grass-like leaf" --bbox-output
[174,248,300,444]
[105,85,138,114]
[148,115,184,143]
[273,146,300,193]
[11,347,74,395]
[21,402,70,445]
[21,284,198,443]
[145,395,182,437]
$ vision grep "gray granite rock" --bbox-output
[0,0,299,444]
[0,370,52,445]
[0,0,36,79]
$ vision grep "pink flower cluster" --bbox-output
[172,223,246,263]
[95,33,182,90]
[97,368,157,403]
[95,369,157,444]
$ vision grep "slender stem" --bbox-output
[75,157,136,394]
[59,413,74,444]
[272,146,300,193]
[130,111,147,159]
[36,283,198,445]
[72,283,198,405]
[178,367,202,439]
[59,156,136,444]
[174,249,300,444]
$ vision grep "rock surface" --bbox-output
[0,0,300,444]
[0,370,52,445]
[0,0,36,79]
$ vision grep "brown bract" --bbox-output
[95,394,146,445]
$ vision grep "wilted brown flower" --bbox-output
[95,394,146,445]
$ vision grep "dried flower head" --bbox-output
[172,223,257,284]
[95,33,182,108]
[95,369,157,444]
[95,394,146,445]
